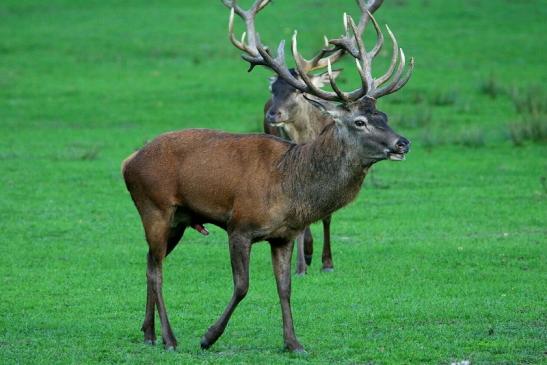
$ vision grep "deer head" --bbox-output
[266,69,341,126]
[309,96,409,161]
[224,0,414,162]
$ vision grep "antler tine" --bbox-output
[367,10,384,59]
[373,48,406,97]
[375,57,414,98]
[291,31,343,101]
[253,0,269,12]
[223,0,272,57]
[348,15,372,95]
[300,47,345,73]
[328,13,360,59]
[389,57,414,93]
[254,37,289,78]
[227,8,254,55]
[356,0,385,37]
[295,27,348,73]
[374,24,399,86]
[349,8,415,100]
[222,0,244,15]
[327,58,350,101]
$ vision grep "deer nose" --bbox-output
[395,137,410,153]
[266,110,282,123]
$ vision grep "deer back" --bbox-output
[123,130,297,235]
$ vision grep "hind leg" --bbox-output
[142,258,156,344]
[139,207,179,350]
[271,239,304,352]
[141,222,186,346]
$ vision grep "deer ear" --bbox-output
[268,76,277,91]
[311,69,343,88]
[303,94,345,123]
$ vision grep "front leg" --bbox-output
[303,226,314,266]
[200,232,251,349]
[321,215,334,272]
[270,239,305,352]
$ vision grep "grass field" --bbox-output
[1,0,546,363]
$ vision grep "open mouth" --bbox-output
[388,152,405,161]
[269,121,286,127]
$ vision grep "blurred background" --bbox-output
[1,1,545,363]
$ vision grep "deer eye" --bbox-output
[354,117,368,129]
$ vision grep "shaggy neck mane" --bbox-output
[278,122,369,226]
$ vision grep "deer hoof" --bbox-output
[291,348,308,356]
[284,342,306,354]
[321,267,334,273]
[165,345,176,352]
[200,337,212,350]
[144,339,156,346]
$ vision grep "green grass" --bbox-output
[1,0,546,364]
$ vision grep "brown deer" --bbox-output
[263,0,385,275]
[122,0,413,353]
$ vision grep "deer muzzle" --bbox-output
[266,109,289,126]
[388,137,410,161]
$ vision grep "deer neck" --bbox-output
[285,100,331,144]
[279,123,371,226]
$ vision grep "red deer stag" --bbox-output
[122,0,413,352]
[259,0,385,275]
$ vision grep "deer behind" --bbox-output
[264,69,338,274]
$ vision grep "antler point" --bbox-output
[355,58,363,71]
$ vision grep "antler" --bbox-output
[295,37,344,74]
[321,8,414,100]
[223,0,341,101]
[356,0,384,34]
[222,0,341,76]
[224,0,413,102]
[222,0,272,70]
[295,0,384,74]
